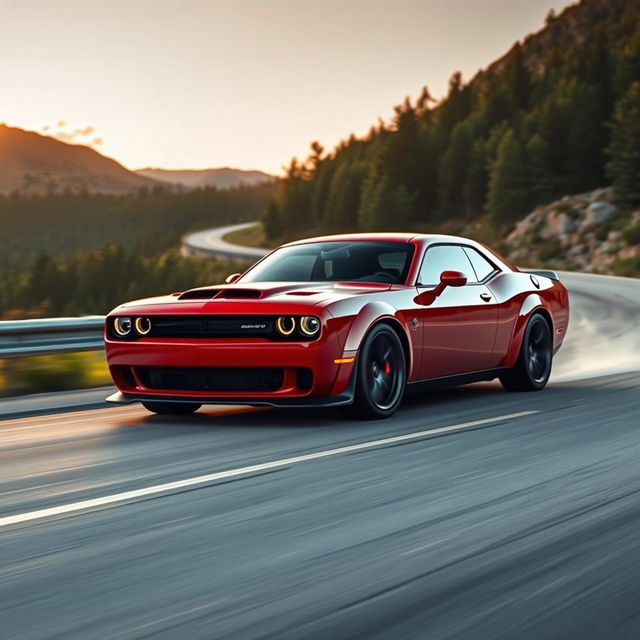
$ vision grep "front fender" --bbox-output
[341,301,415,378]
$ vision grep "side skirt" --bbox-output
[405,367,510,395]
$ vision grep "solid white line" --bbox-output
[0,410,537,528]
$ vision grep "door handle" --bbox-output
[480,293,492,302]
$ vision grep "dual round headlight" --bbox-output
[113,316,151,337]
[113,316,132,336]
[275,315,321,337]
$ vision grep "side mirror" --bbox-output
[439,270,467,288]
[225,273,241,284]
[415,269,467,305]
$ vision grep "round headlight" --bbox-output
[135,317,152,335]
[300,316,320,337]
[276,316,296,336]
[114,317,132,336]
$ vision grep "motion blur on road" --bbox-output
[1,271,639,639]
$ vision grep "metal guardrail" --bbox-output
[0,316,106,359]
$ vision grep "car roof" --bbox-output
[281,232,516,272]
[283,232,478,246]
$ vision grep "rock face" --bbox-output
[505,187,640,274]
[580,201,617,233]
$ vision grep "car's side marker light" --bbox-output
[334,357,355,364]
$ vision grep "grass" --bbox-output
[223,223,272,249]
[1,351,112,397]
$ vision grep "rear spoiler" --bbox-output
[519,268,559,281]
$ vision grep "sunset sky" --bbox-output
[1,0,573,175]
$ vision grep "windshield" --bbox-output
[239,241,415,284]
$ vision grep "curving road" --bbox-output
[182,222,269,261]
[1,271,639,638]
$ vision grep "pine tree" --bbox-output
[607,82,640,207]
[323,162,368,230]
[486,129,528,226]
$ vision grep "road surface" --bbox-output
[1,272,639,639]
[182,222,269,261]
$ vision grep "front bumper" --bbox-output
[104,330,357,404]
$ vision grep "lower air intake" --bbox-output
[136,367,284,392]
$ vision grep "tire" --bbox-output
[500,313,552,392]
[141,401,201,415]
[348,324,406,419]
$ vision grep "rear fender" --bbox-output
[502,293,552,368]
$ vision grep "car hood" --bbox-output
[113,281,395,313]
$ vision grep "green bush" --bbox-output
[622,222,640,246]
[612,256,640,278]
[17,353,91,393]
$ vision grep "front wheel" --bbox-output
[500,314,552,391]
[141,401,201,415]
[348,324,406,419]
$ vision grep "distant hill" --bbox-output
[0,124,161,195]
[136,167,274,190]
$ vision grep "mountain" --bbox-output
[262,0,640,246]
[135,167,274,190]
[0,124,161,195]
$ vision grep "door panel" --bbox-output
[417,284,499,379]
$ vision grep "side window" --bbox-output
[418,245,476,286]
[462,246,497,282]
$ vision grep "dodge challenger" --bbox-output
[105,233,569,419]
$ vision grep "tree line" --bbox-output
[263,0,640,239]
[0,246,248,319]
[0,182,273,273]
[0,183,272,318]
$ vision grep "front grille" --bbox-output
[143,315,274,338]
[136,367,284,392]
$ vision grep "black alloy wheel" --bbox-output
[349,324,406,419]
[500,314,552,391]
[141,401,201,415]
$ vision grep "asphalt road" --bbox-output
[182,222,269,261]
[1,272,639,639]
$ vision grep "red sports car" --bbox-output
[105,233,569,419]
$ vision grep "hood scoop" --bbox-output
[178,289,220,300]
[217,289,262,299]
[178,287,264,300]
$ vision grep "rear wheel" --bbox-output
[500,314,552,391]
[348,324,406,419]
[141,401,201,415]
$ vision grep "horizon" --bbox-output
[1,0,573,175]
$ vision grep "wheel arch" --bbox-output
[342,302,414,378]
[502,294,554,368]
[368,318,411,376]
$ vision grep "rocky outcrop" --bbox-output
[505,188,640,274]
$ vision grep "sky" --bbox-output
[0,0,574,175]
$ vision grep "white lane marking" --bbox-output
[0,410,536,528]
[402,537,452,555]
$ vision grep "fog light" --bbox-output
[135,317,152,335]
[114,317,132,336]
[276,316,296,336]
[300,316,320,337]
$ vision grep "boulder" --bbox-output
[541,211,575,239]
[579,201,617,233]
